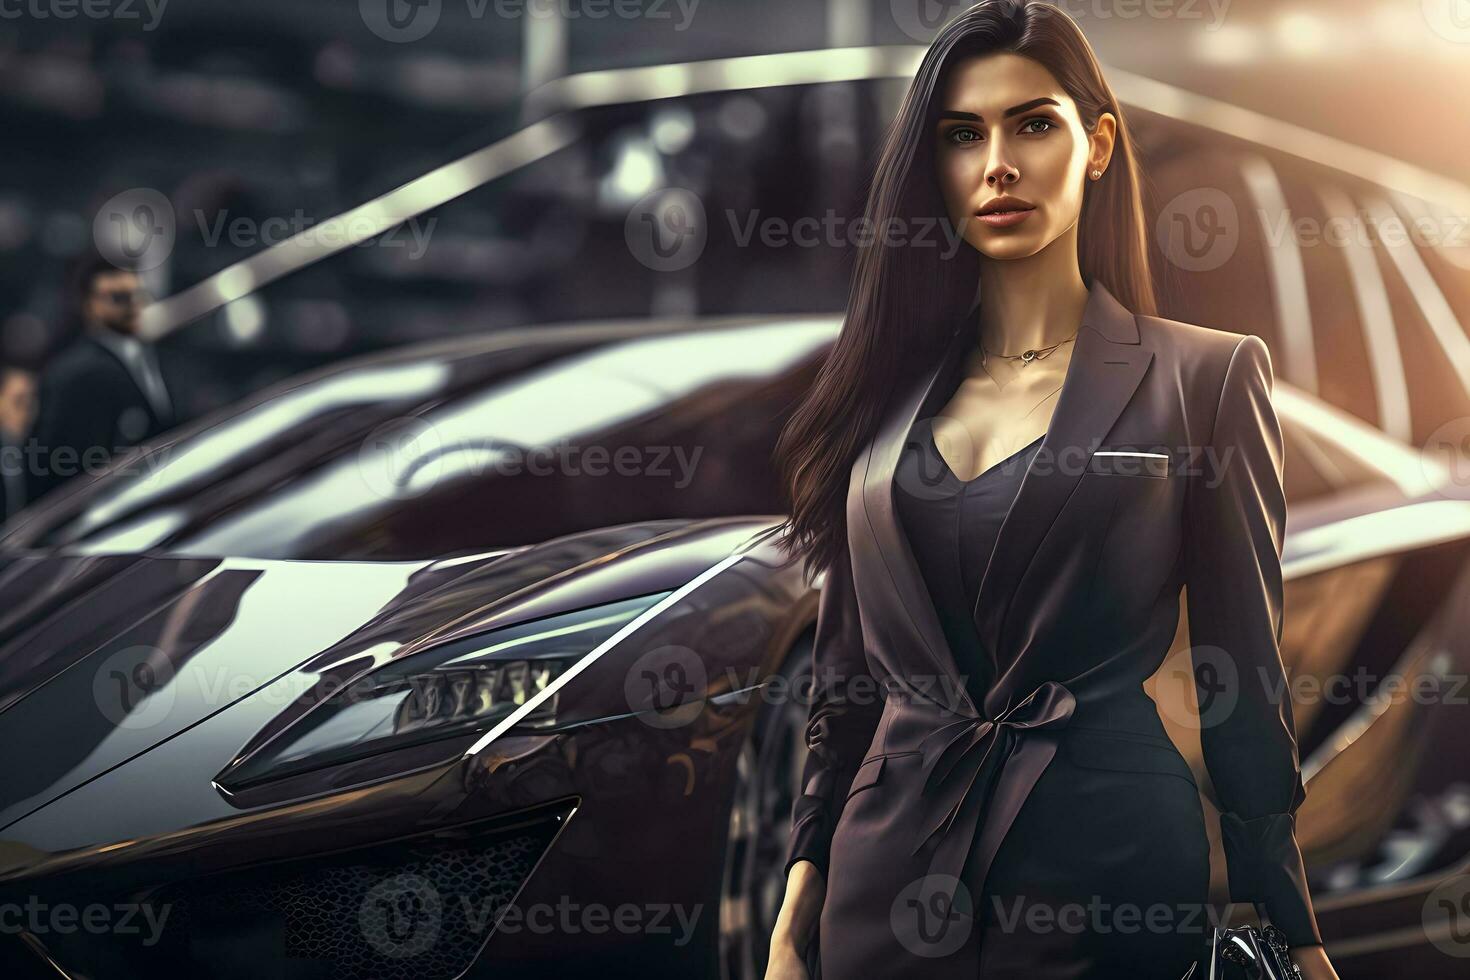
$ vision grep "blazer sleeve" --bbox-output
[784,536,884,878]
[1184,334,1323,947]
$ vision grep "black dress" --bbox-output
[893,426,1042,707]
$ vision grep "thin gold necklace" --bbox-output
[979,332,1076,391]
[980,329,1079,367]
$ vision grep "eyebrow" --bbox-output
[936,97,1060,124]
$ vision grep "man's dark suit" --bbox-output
[28,333,174,503]
[1,433,25,522]
[786,279,1321,978]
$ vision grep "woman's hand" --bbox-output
[764,860,825,980]
[1290,942,1340,980]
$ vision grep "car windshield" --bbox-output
[11,316,836,560]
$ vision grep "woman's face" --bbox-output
[933,52,1115,262]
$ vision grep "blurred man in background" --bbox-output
[28,255,174,503]
[0,363,37,522]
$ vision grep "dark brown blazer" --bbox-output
[786,279,1321,977]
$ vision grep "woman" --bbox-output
[763,3,1339,978]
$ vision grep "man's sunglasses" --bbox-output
[97,289,150,306]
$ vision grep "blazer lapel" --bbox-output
[973,281,1151,687]
[857,322,975,711]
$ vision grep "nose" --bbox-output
[986,160,1019,187]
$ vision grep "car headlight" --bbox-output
[223,592,671,786]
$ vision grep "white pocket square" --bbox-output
[1088,449,1171,478]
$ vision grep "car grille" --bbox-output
[34,813,564,980]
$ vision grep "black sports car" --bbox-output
[1,308,1469,978]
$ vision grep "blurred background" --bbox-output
[2,0,1468,423]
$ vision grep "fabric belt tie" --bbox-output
[911,680,1076,919]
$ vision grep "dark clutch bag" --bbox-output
[1180,923,1303,980]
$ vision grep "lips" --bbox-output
[976,198,1034,215]
[975,198,1036,229]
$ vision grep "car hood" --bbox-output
[0,518,759,832]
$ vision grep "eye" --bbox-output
[946,126,983,145]
[1019,116,1055,135]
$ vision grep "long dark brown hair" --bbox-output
[772,0,1156,579]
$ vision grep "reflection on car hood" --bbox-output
[0,518,752,831]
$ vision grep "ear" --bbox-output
[1088,111,1118,180]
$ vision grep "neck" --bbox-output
[974,226,1088,355]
